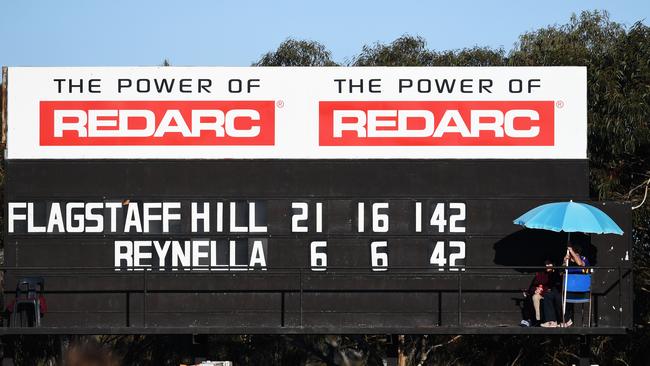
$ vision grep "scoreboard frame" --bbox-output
[0,66,634,335]
[1,159,633,335]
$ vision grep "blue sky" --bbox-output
[1,0,648,66]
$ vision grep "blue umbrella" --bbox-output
[514,201,623,321]
[513,201,623,235]
[514,200,623,324]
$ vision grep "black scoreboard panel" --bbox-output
[3,160,633,332]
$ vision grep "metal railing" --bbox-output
[0,265,632,331]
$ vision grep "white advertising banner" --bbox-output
[5,66,586,159]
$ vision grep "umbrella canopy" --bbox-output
[513,201,624,235]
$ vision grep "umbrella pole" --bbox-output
[562,232,571,324]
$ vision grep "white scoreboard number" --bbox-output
[430,241,466,272]
[292,201,467,272]
[291,202,323,233]
[310,241,327,271]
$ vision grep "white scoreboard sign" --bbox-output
[5,67,587,159]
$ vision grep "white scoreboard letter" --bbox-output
[191,202,210,233]
[248,202,267,233]
[114,241,133,270]
[8,202,27,233]
[249,240,267,269]
[163,202,181,233]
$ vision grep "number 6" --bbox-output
[371,241,388,271]
[310,241,327,271]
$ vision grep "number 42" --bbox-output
[430,241,466,271]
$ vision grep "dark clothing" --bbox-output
[530,270,561,293]
[542,259,588,323]
[568,256,590,273]
[521,294,535,322]
[523,269,561,324]
[542,289,572,323]
[531,272,549,292]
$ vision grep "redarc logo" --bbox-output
[40,101,275,146]
[319,101,554,146]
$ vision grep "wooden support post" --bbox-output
[578,335,591,366]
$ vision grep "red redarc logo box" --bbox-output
[319,101,554,146]
[40,100,276,146]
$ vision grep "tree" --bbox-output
[509,11,650,202]
[254,39,338,66]
[353,36,434,66]
[352,35,506,66]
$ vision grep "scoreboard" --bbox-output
[1,67,632,333]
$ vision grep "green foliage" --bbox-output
[352,35,506,66]
[353,36,435,66]
[253,39,338,66]
[509,12,650,203]
[430,47,506,67]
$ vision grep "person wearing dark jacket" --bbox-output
[521,260,560,327]
[541,244,589,327]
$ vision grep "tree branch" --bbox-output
[627,176,650,210]
[416,335,462,366]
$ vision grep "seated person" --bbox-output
[566,244,590,273]
[521,260,559,327]
[541,244,589,327]
[563,244,590,327]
